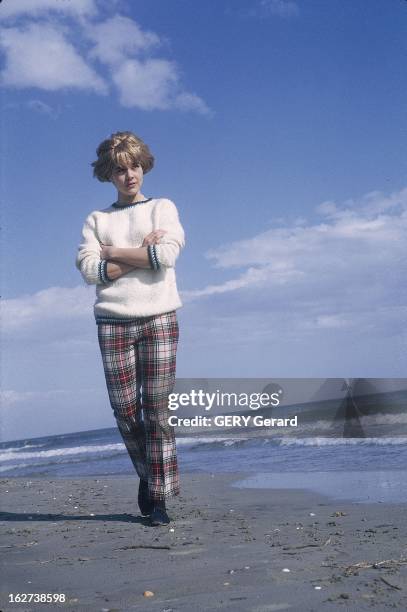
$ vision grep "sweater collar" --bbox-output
[112,198,152,209]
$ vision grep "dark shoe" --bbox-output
[150,504,171,526]
[138,480,154,516]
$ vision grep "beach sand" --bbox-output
[1,473,407,611]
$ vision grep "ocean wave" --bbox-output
[177,435,407,449]
[176,436,247,448]
[0,451,128,474]
[0,462,32,473]
[0,442,48,453]
[279,437,407,447]
[177,436,407,448]
[288,413,407,432]
[2,436,406,469]
[0,442,124,463]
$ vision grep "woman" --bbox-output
[76,131,185,526]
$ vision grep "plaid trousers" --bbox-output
[97,311,180,501]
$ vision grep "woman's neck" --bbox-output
[117,192,147,205]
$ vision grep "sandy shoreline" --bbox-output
[1,473,407,611]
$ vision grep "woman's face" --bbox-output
[110,161,144,199]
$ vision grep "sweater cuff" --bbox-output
[98,259,111,284]
[147,245,160,271]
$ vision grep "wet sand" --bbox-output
[1,473,407,611]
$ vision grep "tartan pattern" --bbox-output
[97,311,180,501]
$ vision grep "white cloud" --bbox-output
[86,15,160,65]
[0,0,97,21]
[2,285,94,331]
[174,91,212,115]
[0,386,111,442]
[2,98,60,117]
[260,0,300,18]
[112,57,179,110]
[241,0,300,19]
[0,9,210,114]
[109,57,210,114]
[316,201,337,216]
[182,266,273,300]
[182,187,407,341]
[27,99,59,118]
[0,388,71,408]
[84,16,211,114]
[312,315,352,330]
[0,23,107,92]
[321,188,407,218]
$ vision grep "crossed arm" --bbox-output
[101,230,166,280]
[76,200,185,285]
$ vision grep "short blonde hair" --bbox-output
[92,131,155,182]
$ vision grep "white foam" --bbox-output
[176,436,244,447]
[0,442,124,463]
[0,462,31,473]
[279,436,407,447]
[0,442,47,453]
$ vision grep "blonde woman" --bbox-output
[76,131,185,526]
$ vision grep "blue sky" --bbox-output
[1,0,407,442]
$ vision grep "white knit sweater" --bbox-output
[76,198,185,320]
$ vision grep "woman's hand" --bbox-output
[142,230,167,247]
[100,244,116,260]
[99,233,166,269]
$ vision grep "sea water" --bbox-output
[1,427,406,503]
